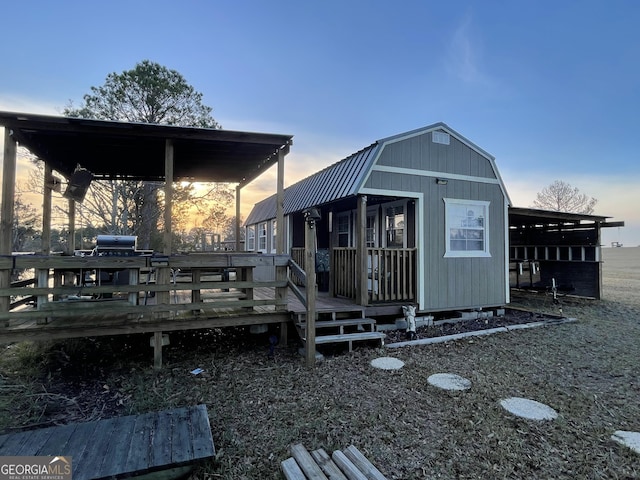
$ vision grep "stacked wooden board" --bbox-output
[281,443,388,480]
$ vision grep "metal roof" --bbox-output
[245,121,509,226]
[0,111,293,186]
[509,207,613,227]
[245,143,380,225]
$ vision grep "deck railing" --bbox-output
[293,247,417,304]
[0,252,290,335]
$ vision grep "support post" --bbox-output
[153,139,174,369]
[41,164,53,254]
[304,212,317,367]
[356,195,368,306]
[276,148,285,255]
[153,331,163,369]
[1,128,17,325]
[67,199,76,254]
[235,186,241,251]
[163,139,174,256]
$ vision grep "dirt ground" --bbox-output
[1,247,639,479]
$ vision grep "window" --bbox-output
[271,220,277,253]
[385,205,405,248]
[366,214,377,248]
[444,199,490,257]
[258,222,267,252]
[246,226,255,251]
[337,214,350,247]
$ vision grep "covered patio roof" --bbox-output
[0,111,293,186]
[509,206,613,228]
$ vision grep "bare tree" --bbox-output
[533,180,597,214]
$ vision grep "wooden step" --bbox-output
[314,331,385,344]
[296,318,376,329]
[311,331,386,352]
[293,307,365,322]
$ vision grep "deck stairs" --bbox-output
[293,306,386,352]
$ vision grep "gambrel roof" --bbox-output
[245,122,510,225]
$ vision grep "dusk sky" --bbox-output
[1,0,638,246]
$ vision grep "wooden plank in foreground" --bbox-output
[331,450,367,480]
[311,448,348,480]
[343,445,388,480]
[281,457,306,480]
[0,404,215,480]
[290,443,328,479]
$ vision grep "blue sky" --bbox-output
[1,0,638,245]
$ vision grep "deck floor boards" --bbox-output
[1,287,402,344]
[0,404,215,480]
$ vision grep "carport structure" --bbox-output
[0,111,293,366]
[509,207,624,299]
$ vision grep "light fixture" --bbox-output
[303,207,321,228]
[436,178,448,185]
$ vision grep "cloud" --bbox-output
[0,95,60,115]
[446,11,490,86]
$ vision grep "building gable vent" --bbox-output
[432,131,450,145]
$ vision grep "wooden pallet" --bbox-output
[0,404,215,480]
[282,443,388,480]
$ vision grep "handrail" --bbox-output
[287,257,307,307]
[287,257,306,286]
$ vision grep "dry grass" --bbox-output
[1,247,640,479]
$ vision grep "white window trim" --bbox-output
[383,199,407,248]
[366,207,378,248]
[444,198,491,258]
[271,219,277,253]
[258,222,268,253]
[246,225,255,251]
[337,212,351,247]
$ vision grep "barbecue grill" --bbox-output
[94,235,152,257]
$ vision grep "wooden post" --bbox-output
[595,223,603,300]
[67,199,76,254]
[41,164,53,254]
[304,214,317,367]
[153,331,163,369]
[235,185,241,251]
[1,128,17,325]
[151,139,175,369]
[276,148,285,255]
[356,195,368,306]
[163,139,174,256]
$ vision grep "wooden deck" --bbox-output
[0,404,215,480]
[0,288,402,344]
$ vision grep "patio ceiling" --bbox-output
[0,111,293,186]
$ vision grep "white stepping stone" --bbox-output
[370,357,405,370]
[427,373,472,391]
[500,397,558,420]
[611,430,640,454]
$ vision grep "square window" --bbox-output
[444,199,490,257]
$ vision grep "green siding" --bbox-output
[377,131,498,180]
[364,130,507,311]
